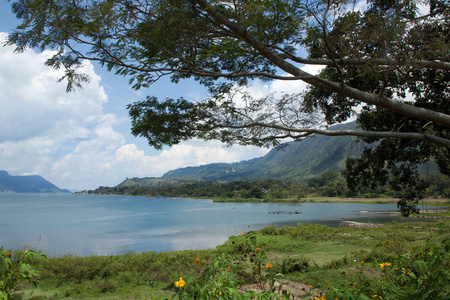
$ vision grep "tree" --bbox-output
[307,171,340,189]
[5,0,449,215]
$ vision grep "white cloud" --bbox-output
[111,141,268,181]
[0,32,128,189]
[353,0,368,12]
[0,44,107,140]
[246,63,323,96]
[231,64,323,108]
[0,32,270,190]
[267,64,323,96]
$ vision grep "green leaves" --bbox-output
[6,0,307,91]
[174,233,293,299]
[0,249,47,298]
[324,239,450,299]
[127,96,212,149]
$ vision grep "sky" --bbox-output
[0,1,328,190]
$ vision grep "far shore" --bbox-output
[212,196,450,218]
[212,196,450,205]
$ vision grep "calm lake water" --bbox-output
[0,193,415,257]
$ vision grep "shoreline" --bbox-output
[213,196,450,205]
[359,208,450,219]
[88,192,450,207]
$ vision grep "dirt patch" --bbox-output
[239,280,322,299]
[340,221,384,228]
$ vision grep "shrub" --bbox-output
[0,249,46,299]
[280,257,310,273]
[324,239,450,299]
[171,233,296,299]
[260,225,277,235]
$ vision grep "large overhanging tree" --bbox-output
[6,0,449,215]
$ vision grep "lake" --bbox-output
[0,193,411,257]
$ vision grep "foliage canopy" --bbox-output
[6,0,450,214]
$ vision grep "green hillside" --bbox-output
[162,122,365,183]
[115,177,204,189]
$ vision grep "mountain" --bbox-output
[162,122,366,183]
[115,177,204,189]
[0,170,70,193]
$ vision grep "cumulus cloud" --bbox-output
[0,32,270,190]
[231,64,323,109]
[255,64,323,96]
[0,32,125,188]
[112,141,268,179]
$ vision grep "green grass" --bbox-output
[8,220,450,299]
[413,210,450,217]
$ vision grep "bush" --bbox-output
[280,257,310,273]
[260,225,277,235]
[0,249,46,299]
[171,233,296,300]
[324,239,450,299]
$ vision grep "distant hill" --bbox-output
[115,177,204,189]
[162,122,366,183]
[0,170,70,193]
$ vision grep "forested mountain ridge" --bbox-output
[95,121,447,198]
[0,170,69,193]
[115,177,204,189]
[162,122,365,182]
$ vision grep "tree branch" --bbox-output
[277,53,450,71]
[208,122,450,148]
[194,0,450,128]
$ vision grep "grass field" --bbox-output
[7,217,449,299]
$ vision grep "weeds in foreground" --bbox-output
[170,233,298,299]
[165,233,450,299]
[0,249,47,299]
[324,238,450,299]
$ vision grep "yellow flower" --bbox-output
[354,283,359,287]
[308,285,312,289]
[174,277,186,288]
[201,259,206,264]
[379,263,391,269]
[265,263,272,269]
[226,266,231,271]
[193,257,200,264]
[314,297,326,300]
[256,247,261,251]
